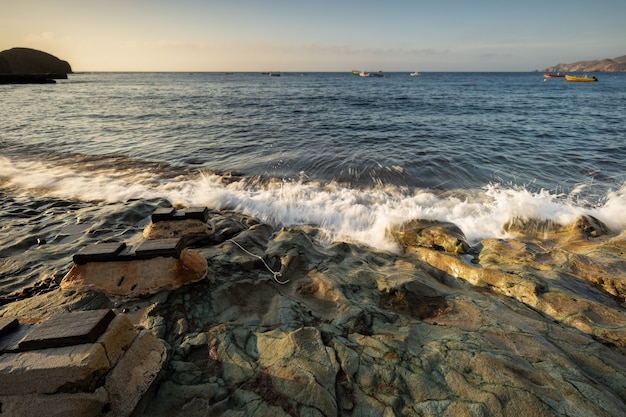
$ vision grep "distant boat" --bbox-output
[359,71,370,77]
[350,70,360,76]
[370,71,384,77]
[565,74,597,82]
[410,71,420,76]
[268,72,281,77]
[543,73,564,78]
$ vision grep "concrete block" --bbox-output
[104,330,167,416]
[0,342,111,395]
[18,309,115,351]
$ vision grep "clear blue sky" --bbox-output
[2,0,625,71]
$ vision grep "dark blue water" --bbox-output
[3,72,624,195]
[1,72,626,294]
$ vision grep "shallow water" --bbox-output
[1,71,626,296]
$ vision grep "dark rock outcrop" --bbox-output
[0,47,71,83]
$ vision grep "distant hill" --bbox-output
[0,47,72,75]
[542,54,626,72]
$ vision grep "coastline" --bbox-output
[1,206,625,416]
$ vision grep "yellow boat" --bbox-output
[565,74,598,82]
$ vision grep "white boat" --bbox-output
[410,71,420,76]
[359,71,370,77]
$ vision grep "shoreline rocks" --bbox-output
[1,208,625,416]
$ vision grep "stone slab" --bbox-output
[73,242,126,264]
[105,330,167,416]
[60,250,208,299]
[151,206,209,223]
[184,206,210,222]
[151,207,176,222]
[0,317,18,338]
[18,309,115,351]
[134,238,183,259]
[0,387,109,417]
[98,314,137,367]
[0,342,111,395]
[0,322,35,353]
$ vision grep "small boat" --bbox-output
[359,71,370,77]
[370,71,384,77]
[410,71,420,76]
[543,73,564,78]
[268,72,281,77]
[565,74,598,82]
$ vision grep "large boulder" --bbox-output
[390,219,470,254]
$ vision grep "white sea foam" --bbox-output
[2,156,624,252]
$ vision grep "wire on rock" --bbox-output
[227,239,290,284]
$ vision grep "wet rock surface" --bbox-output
[1,212,625,416]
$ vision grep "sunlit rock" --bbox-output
[390,219,470,254]
[60,238,208,300]
[0,309,166,417]
[143,207,215,242]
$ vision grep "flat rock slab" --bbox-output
[61,250,208,300]
[18,309,115,351]
[151,206,210,223]
[0,322,35,353]
[0,317,18,338]
[73,242,127,264]
[134,238,183,259]
[73,239,183,264]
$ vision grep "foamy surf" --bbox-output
[2,156,625,252]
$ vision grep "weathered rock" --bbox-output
[4,210,626,417]
[0,309,166,417]
[0,388,110,417]
[60,249,208,299]
[256,327,340,417]
[0,340,111,396]
[390,219,470,254]
[143,218,215,240]
[104,329,167,416]
[143,209,215,242]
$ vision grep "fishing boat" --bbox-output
[359,71,370,77]
[565,74,597,82]
[410,71,420,76]
[543,73,564,78]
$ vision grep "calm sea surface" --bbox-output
[1,72,625,293]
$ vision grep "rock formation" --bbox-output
[542,54,626,72]
[60,238,208,301]
[0,309,166,417]
[0,47,72,75]
[1,208,625,416]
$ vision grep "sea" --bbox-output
[1,71,626,297]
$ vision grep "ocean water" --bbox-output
[1,71,626,295]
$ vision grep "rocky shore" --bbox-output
[1,208,625,416]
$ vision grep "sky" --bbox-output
[2,0,625,72]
